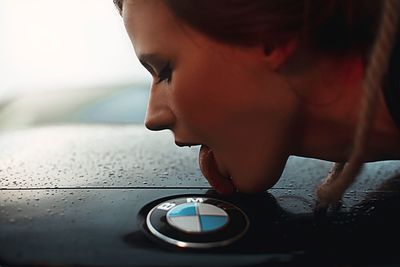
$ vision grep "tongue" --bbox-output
[199,145,236,195]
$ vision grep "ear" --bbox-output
[264,39,298,70]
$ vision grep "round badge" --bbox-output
[145,196,249,248]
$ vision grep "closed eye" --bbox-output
[156,62,172,84]
[139,60,156,76]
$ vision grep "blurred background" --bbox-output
[0,0,150,129]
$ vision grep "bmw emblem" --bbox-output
[145,196,249,248]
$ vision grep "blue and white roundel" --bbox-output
[145,196,249,248]
[166,202,228,233]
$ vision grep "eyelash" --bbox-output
[156,62,172,84]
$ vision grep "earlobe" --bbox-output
[264,39,298,70]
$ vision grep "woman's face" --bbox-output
[122,0,300,193]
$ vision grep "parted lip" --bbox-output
[174,141,201,147]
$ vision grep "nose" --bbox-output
[144,86,175,131]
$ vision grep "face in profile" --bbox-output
[121,0,300,194]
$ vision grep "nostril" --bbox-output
[145,121,168,131]
[144,109,175,131]
[144,119,164,131]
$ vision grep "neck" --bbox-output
[290,54,400,162]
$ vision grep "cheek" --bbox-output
[170,65,233,133]
[170,57,299,151]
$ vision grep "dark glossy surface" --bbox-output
[1,125,400,267]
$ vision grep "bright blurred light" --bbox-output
[0,0,149,100]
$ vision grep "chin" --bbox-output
[233,172,282,194]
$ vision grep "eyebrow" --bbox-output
[113,0,124,15]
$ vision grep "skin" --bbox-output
[121,0,400,194]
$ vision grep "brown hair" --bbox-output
[114,0,381,55]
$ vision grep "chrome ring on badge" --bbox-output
[145,196,249,248]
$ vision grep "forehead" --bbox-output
[122,0,183,53]
[122,0,241,66]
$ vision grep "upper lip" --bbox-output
[175,141,201,147]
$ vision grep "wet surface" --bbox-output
[0,125,203,189]
[1,125,400,266]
